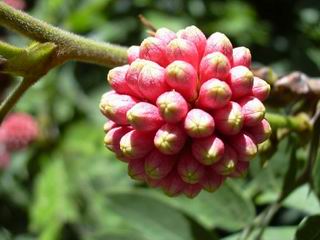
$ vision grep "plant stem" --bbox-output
[0,2,128,67]
[0,40,25,58]
[0,77,37,122]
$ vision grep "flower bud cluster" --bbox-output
[100,26,271,198]
[0,113,38,169]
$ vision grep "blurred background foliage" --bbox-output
[0,0,320,239]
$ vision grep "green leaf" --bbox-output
[106,192,193,240]
[257,184,320,214]
[245,138,292,198]
[140,180,255,231]
[30,159,78,240]
[294,215,320,240]
[223,227,296,240]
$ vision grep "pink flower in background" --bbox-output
[100,26,271,198]
[4,0,26,10]
[0,113,38,153]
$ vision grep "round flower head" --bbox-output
[107,65,134,96]
[232,47,251,68]
[138,62,169,102]
[126,59,153,97]
[156,91,188,123]
[227,66,254,99]
[230,160,250,178]
[245,119,272,144]
[128,158,146,181]
[213,101,243,135]
[144,149,176,179]
[165,61,198,101]
[177,25,206,57]
[166,38,199,70]
[177,151,206,184]
[197,78,232,110]
[155,27,176,45]
[100,26,270,197]
[251,77,271,101]
[99,92,138,125]
[183,183,202,198]
[199,52,231,84]
[127,102,163,131]
[212,145,238,175]
[205,32,233,61]
[103,120,117,133]
[229,133,257,161]
[119,130,154,159]
[161,171,185,197]
[239,96,266,127]
[140,37,167,66]
[200,169,224,192]
[127,45,140,64]
[154,123,187,155]
[104,126,131,158]
[184,109,215,138]
[192,135,225,165]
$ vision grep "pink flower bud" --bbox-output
[245,119,271,144]
[232,47,251,68]
[127,102,163,131]
[127,46,140,64]
[120,130,154,159]
[145,177,163,188]
[107,65,134,96]
[227,66,254,99]
[230,161,250,178]
[144,150,176,179]
[126,59,152,97]
[177,151,206,183]
[154,123,187,155]
[199,52,231,84]
[200,169,224,192]
[138,63,169,102]
[192,135,224,165]
[177,25,206,57]
[156,91,188,123]
[128,158,146,181]
[104,126,131,157]
[100,92,138,125]
[161,171,185,197]
[197,79,232,110]
[165,61,198,101]
[166,39,199,70]
[213,101,243,135]
[139,37,167,66]
[155,27,176,45]
[212,145,238,175]
[183,183,202,198]
[204,32,233,61]
[103,120,117,133]
[184,109,215,138]
[229,133,257,161]
[251,77,270,101]
[239,96,266,127]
